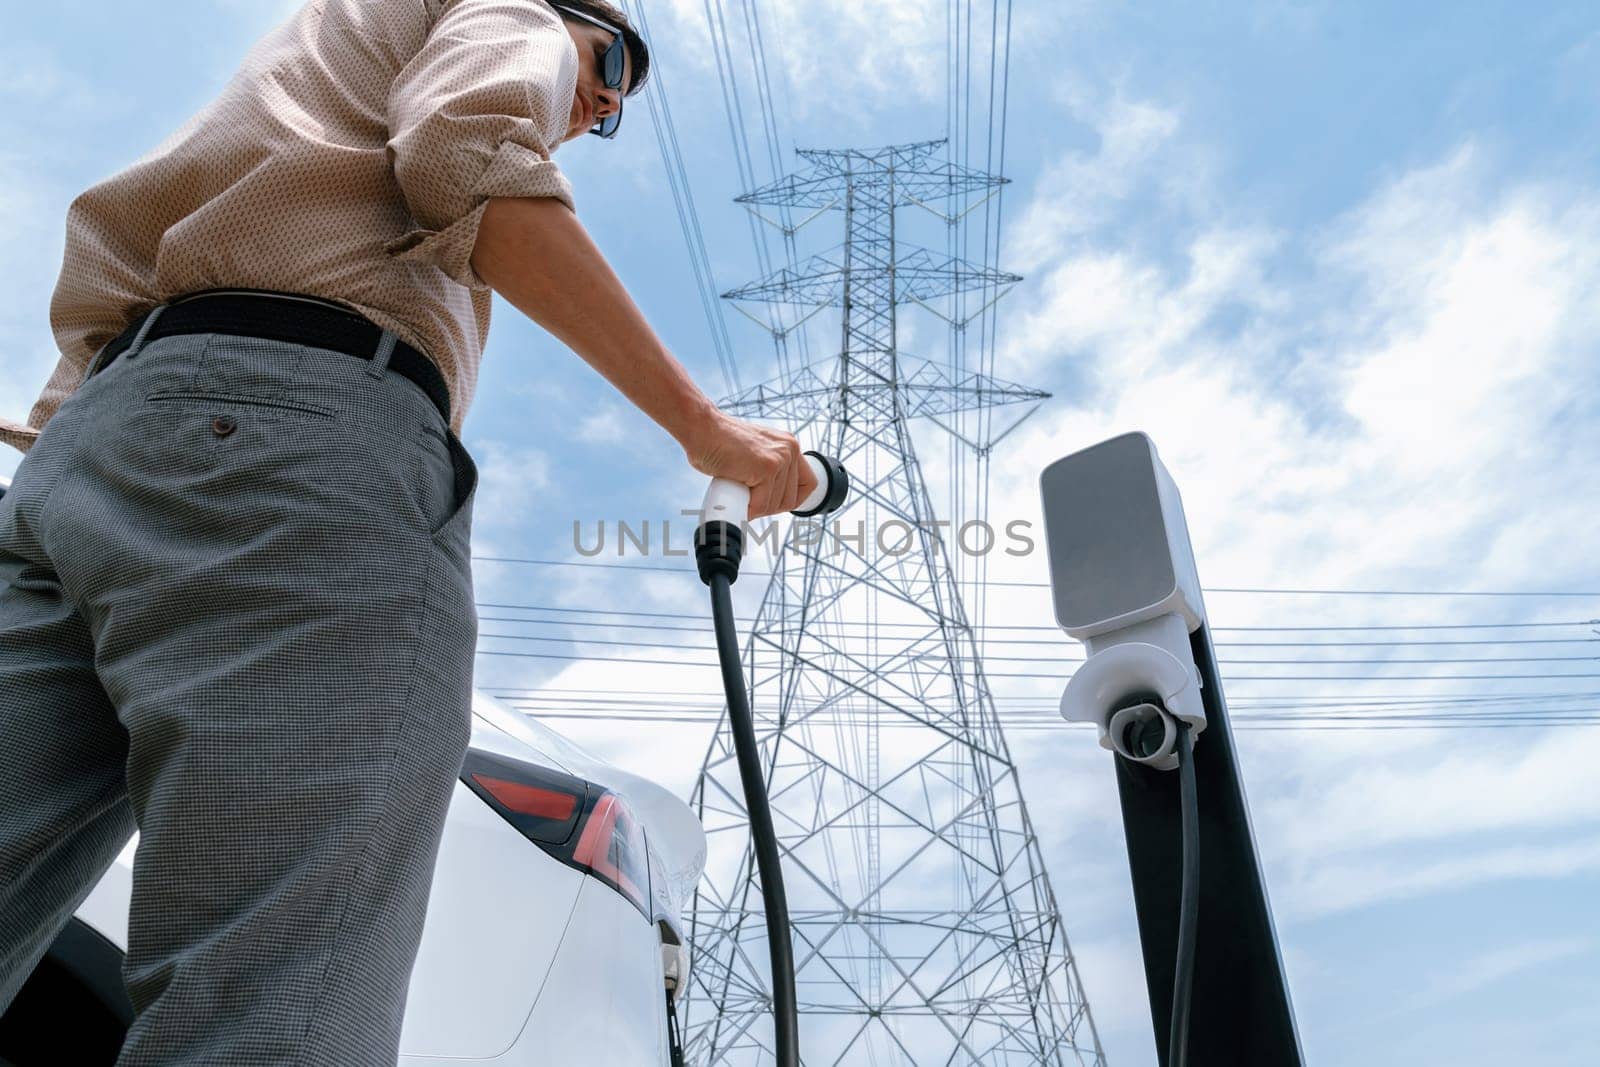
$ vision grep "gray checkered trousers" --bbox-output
[0,313,480,1064]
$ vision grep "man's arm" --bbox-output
[382,0,809,515]
[470,195,812,519]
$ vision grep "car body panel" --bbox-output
[516,879,671,1065]
[55,691,705,1064]
[397,780,587,1058]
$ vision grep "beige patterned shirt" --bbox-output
[1,0,579,455]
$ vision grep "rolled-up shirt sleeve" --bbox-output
[385,0,579,288]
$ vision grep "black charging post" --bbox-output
[1039,432,1304,1067]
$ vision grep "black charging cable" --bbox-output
[1170,719,1199,1067]
[704,568,799,1067]
[692,450,849,1067]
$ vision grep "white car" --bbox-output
[0,685,704,1066]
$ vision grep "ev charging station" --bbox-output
[1039,432,1306,1067]
[681,435,1305,1067]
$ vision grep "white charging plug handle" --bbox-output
[701,478,752,526]
[701,453,830,526]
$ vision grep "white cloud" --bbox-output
[209,0,306,23]
[1008,94,1185,273]
[0,160,74,479]
[647,0,1004,132]
[465,438,552,529]
[1066,935,1159,1059]
[0,45,113,115]
[996,106,1600,600]
[1265,727,1600,857]
[1413,936,1596,1009]
[950,84,1600,931]
[1281,836,1600,918]
[576,405,631,444]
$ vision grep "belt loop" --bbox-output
[124,302,171,361]
[367,330,397,379]
[79,340,113,386]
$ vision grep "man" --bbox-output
[0,0,813,1063]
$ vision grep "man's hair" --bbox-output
[552,0,651,96]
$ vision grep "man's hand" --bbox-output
[682,410,818,521]
[470,195,815,520]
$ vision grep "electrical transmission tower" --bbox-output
[684,141,1106,1066]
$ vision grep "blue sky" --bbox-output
[3,2,1598,1064]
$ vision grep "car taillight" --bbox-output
[461,748,651,918]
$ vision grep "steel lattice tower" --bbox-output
[683,141,1106,1066]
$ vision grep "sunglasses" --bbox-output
[552,5,628,139]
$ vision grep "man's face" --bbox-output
[561,18,632,143]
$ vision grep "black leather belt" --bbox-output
[93,289,451,425]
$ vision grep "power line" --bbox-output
[473,614,1600,646]
[473,599,1600,633]
[490,689,1600,729]
[490,681,1599,710]
[475,628,1597,665]
[485,705,1600,732]
[470,554,1600,598]
[473,643,1600,680]
[495,695,1600,718]
[487,687,1600,709]
[474,613,1598,646]
[623,0,741,393]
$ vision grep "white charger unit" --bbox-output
[1039,431,1207,770]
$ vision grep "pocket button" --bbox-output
[212,415,237,437]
